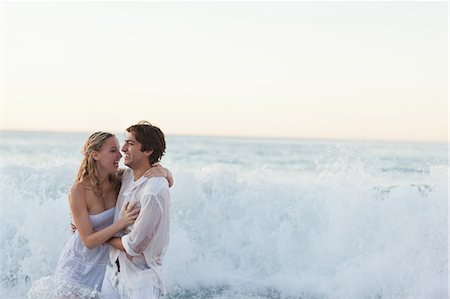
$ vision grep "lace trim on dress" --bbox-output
[28,275,102,299]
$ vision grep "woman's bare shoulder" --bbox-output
[69,182,87,205]
[71,181,87,192]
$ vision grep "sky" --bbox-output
[1,1,448,142]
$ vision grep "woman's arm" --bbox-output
[166,170,174,187]
[106,237,125,251]
[144,164,174,187]
[69,183,139,249]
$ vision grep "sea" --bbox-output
[0,131,448,299]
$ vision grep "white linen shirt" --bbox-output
[109,168,170,292]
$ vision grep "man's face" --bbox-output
[121,131,149,169]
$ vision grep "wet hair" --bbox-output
[76,131,121,196]
[126,121,166,164]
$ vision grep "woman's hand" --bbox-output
[144,163,174,187]
[118,201,140,229]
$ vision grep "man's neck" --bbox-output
[131,164,152,181]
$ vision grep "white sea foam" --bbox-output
[164,164,447,298]
[0,132,447,298]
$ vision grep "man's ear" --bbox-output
[144,150,154,157]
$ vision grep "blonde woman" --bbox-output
[29,132,173,298]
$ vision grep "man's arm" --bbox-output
[120,190,167,256]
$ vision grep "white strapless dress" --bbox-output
[28,207,115,299]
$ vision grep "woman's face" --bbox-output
[94,136,122,174]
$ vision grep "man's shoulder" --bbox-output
[142,177,169,197]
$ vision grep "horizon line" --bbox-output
[1,128,447,146]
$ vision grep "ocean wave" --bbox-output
[1,136,447,298]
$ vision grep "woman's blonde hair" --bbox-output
[76,132,120,196]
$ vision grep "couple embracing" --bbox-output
[29,121,171,299]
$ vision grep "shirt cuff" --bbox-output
[121,235,140,256]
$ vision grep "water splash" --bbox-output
[1,133,447,298]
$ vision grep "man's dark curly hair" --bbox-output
[126,121,166,164]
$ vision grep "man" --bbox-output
[102,121,170,299]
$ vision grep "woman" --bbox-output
[28,132,173,298]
